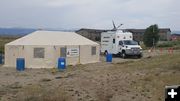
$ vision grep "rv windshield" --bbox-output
[123,40,138,45]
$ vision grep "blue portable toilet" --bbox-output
[16,58,25,71]
[106,54,112,62]
[0,55,2,64]
[58,57,66,70]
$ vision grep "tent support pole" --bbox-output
[78,45,80,64]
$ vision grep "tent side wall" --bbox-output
[5,44,99,68]
[4,45,13,67]
[80,45,100,64]
[25,45,55,68]
[5,45,25,67]
[54,45,99,65]
[5,45,56,68]
[66,45,80,65]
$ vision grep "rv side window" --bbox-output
[34,48,45,58]
[104,37,110,38]
[60,47,66,57]
[102,40,109,42]
[91,46,96,55]
[119,41,123,45]
[113,39,115,43]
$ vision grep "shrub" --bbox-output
[157,41,180,48]
[157,43,173,47]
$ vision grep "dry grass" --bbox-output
[15,85,72,101]
[112,53,180,101]
[0,52,180,101]
[0,36,19,53]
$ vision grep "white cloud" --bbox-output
[45,0,92,7]
[0,0,179,30]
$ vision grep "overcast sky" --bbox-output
[0,0,179,30]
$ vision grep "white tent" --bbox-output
[4,31,99,68]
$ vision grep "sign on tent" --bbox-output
[67,48,79,57]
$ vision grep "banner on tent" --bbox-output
[67,48,79,57]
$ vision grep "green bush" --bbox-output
[0,46,4,54]
[0,36,19,54]
[157,43,173,47]
[171,41,180,45]
[157,41,180,48]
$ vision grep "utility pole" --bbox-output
[153,38,155,48]
[152,25,155,51]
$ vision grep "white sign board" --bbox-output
[67,48,79,57]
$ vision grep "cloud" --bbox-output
[45,0,92,7]
[0,0,179,30]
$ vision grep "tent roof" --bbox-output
[6,31,99,46]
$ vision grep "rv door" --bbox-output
[119,41,123,51]
[112,38,116,53]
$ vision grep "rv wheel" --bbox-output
[137,54,142,58]
[121,51,126,59]
[104,50,108,55]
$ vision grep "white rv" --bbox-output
[101,30,143,58]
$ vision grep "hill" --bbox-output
[172,31,180,34]
[0,28,77,36]
[0,28,37,36]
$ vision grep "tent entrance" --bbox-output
[8,46,21,67]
